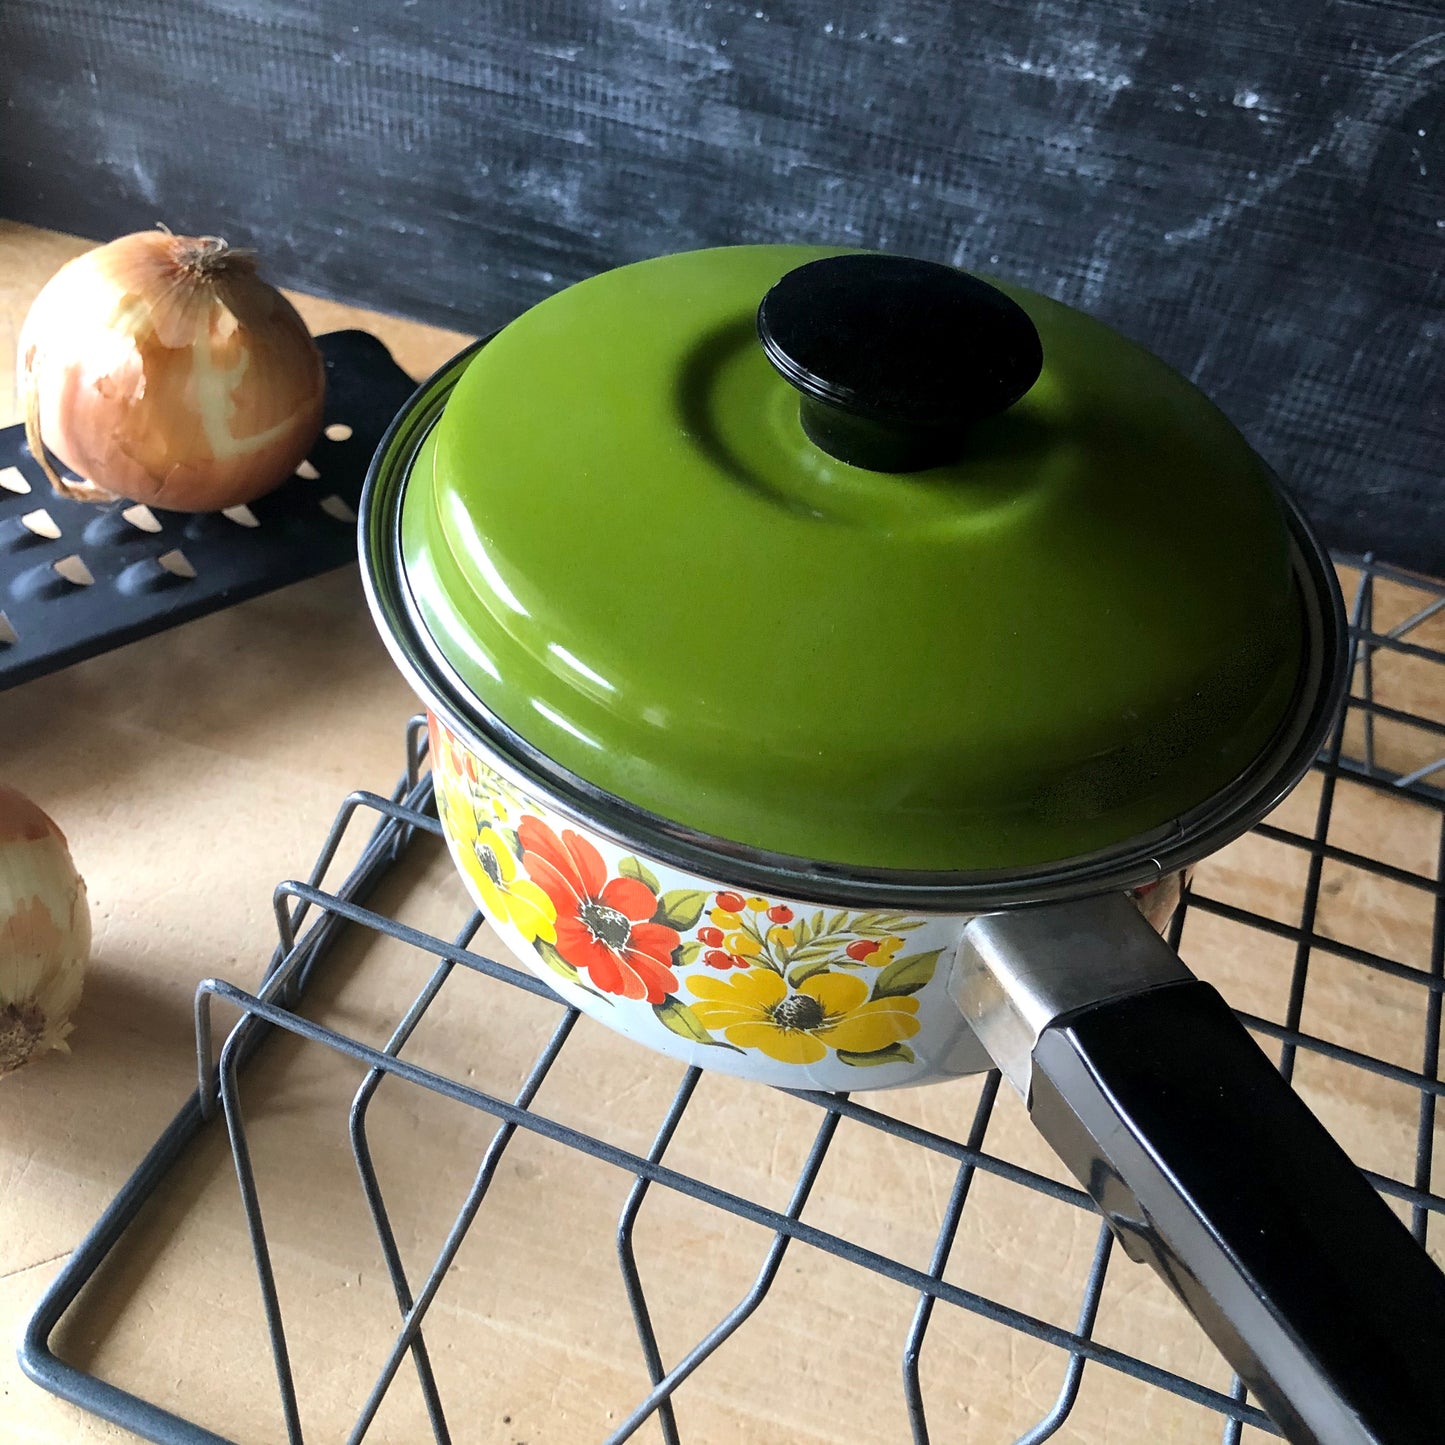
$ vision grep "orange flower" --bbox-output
[518,817,680,1003]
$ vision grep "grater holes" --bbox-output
[295,460,321,480]
[222,504,260,528]
[22,508,62,540]
[1,466,31,495]
[122,504,163,534]
[52,554,94,586]
[324,423,353,442]
[157,548,196,580]
[0,611,16,646]
[319,495,357,523]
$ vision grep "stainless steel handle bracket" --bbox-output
[950,893,1192,1102]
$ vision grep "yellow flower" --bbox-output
[710,907,743,930]
[726,931,762,957]
[686,968,919,1065]
[439,778,556,944]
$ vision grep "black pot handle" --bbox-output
[954,894,1445,1445]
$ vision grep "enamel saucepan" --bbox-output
[360,246,1445,1443]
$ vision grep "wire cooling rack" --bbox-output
[18,553,1445,1445]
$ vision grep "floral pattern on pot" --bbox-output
[517,816,684,1004]
[428,715,949,1068]
[433,750,556,946]
[686,967,921,1066]
[678,892,943,1066]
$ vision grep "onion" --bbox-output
[19,229,325,512]
[0,787,89,1077]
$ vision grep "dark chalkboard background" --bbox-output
[3,1,1441,575]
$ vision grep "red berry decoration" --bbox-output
[845,938,876,961]
[704,949,733,969]
[716,891,745,913]
[698,926,724,947]
[766,905,794,923]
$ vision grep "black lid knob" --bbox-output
[756,253,1044,472]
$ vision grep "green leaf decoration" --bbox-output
[619,855,662,894]
[788,957,833,988]
[654,996,742,1051]
[656,888,708,931]
[675,939,705,966]
[837,1042,915,1068]
[536,939,579,983]
[847,913,911,940]
[502,827,521,857]
[827,910,849,936]
[871,948,945,1000]
[535,940,611,1004]
[793,916,813,946]
[786,937,870,967]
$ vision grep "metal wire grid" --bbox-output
[19,552,1445,1445]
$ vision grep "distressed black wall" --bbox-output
[2,1,1441,573]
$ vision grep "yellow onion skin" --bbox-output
[0,787,89,1078]
[19,231,325,512]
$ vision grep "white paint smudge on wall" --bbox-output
[1168,30,1445,244]
[97,126,160,207]
[990,40,1134,95]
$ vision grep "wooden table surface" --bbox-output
[2,219,1442,1445]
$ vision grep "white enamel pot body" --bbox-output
[427,708,1185,1091]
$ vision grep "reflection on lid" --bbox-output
[548,642,616,694]
[532,698,601,751]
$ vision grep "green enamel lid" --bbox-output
[400,244,1303,871]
